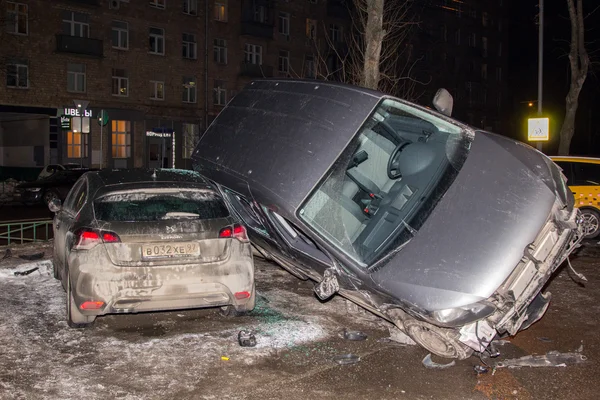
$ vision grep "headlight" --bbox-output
[431,301,496,327]
[26,187,42,192]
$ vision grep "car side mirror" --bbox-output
[433,88,453,117]
[48,198,62,213]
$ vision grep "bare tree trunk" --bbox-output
[361,0,385,90]
[558,0,589,155]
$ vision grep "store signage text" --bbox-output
[64,107,93,118]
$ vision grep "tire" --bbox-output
[403,319,473,360]
[66,271,95,328]
[220,286,256,317]
[580,208,600,239]
[43,190,59,205]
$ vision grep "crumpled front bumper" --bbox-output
[458,205,584,352]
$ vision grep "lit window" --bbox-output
[215,1,227,21]
[112,68,128,96]
[182,76,197,103]
[111,120,131,159]
[67,131,88,158]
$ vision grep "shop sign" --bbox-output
[60,115,71,129]
[146,130,173,138]
[64,107,93,118]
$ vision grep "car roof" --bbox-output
[192,79,385,210]
[89,168,216,198]
[550,156,600,164]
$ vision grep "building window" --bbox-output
[253,3,268,23]
[111,21,129,50]
[215,1,227,21]
[150,80,164,100]
[6,2,28,35]
[150,0,166,9]
[112,120,131,159]
[62,11,89,37]
[304,55,315,78]
[182,123,200,159]
[67,131,88,158]
[149,27,165,55]
[482,36,488,57]
[244,44,262,64]
[214,38,227,64]
[6,60,28,88]
[112,68,128,96]
[278,50,289,74]
[481,63,487,80]
[496,67,502,82]
[306,19,317,40]
[182,76,197,103]
[182,33,197,59]
[67,63,86,93]
[183,0,197,15]
[213,80,227,106]
[329,24,342,42]
[469,8,476,18]
[482,12,489,27]
[278,12,290,36]
[468,32,476,47]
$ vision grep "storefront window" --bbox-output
[67,131,88,158]
[182,123,200,159]
[112,120,131,158]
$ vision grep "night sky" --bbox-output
[508,0,600,155]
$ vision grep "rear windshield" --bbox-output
[94,189,229,222]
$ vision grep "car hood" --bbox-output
[192,79,383,210]
[370,131,571,311]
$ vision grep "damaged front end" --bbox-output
[453,201,584,353]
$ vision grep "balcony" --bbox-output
[241,21,274,39]
[240,63,273,78]
[56,35,103,57]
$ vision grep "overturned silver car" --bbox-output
[192,79,583,359]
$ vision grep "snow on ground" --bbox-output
[0,245,364,400]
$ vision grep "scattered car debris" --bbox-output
[13,267,39,276]
[537,337,553,343]
[474,365,489,375]
[494,351,587,369]
[220,356,230,361]
[238,330,257,347]
[333,354,361,365]
[386,327,417,346]
[422,353,456,369]
[342,329,368,341]
[18,252,45,261]
[566,258,588,283]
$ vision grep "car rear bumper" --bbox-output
[68,246,254,316]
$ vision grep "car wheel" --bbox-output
[403,319,473,360]
[66,271,95,329]
[220,286,256,317]
[581,209,600,239]
[43,190,59,205]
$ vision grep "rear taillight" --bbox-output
[219,224,249,242]
[73,229,121,250]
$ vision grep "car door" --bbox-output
[54,178,87,269]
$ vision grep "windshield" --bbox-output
[94,189,229,222]
[298,98,471,267]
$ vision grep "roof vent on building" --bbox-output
[109,0,120,10]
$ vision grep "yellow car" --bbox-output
[551,156,600,239]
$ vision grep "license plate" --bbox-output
[142,242,199,259]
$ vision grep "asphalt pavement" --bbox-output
[0,242,598,399]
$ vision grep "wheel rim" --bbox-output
[582,212,599,236]
[405,322,460,359]
[44,191,57,204]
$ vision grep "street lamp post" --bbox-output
[537,0,544,151]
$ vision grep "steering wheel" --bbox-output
[387,142,410,179]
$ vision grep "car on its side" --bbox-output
[16,167,95,205]
[49,168,255,328]
[192,79,583,360]
[550,156,600,239]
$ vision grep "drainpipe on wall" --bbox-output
[204,0,209,132]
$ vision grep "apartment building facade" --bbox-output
[0,0,350,175]
[0,0,508,178]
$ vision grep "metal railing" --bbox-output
[0,218,53,246]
